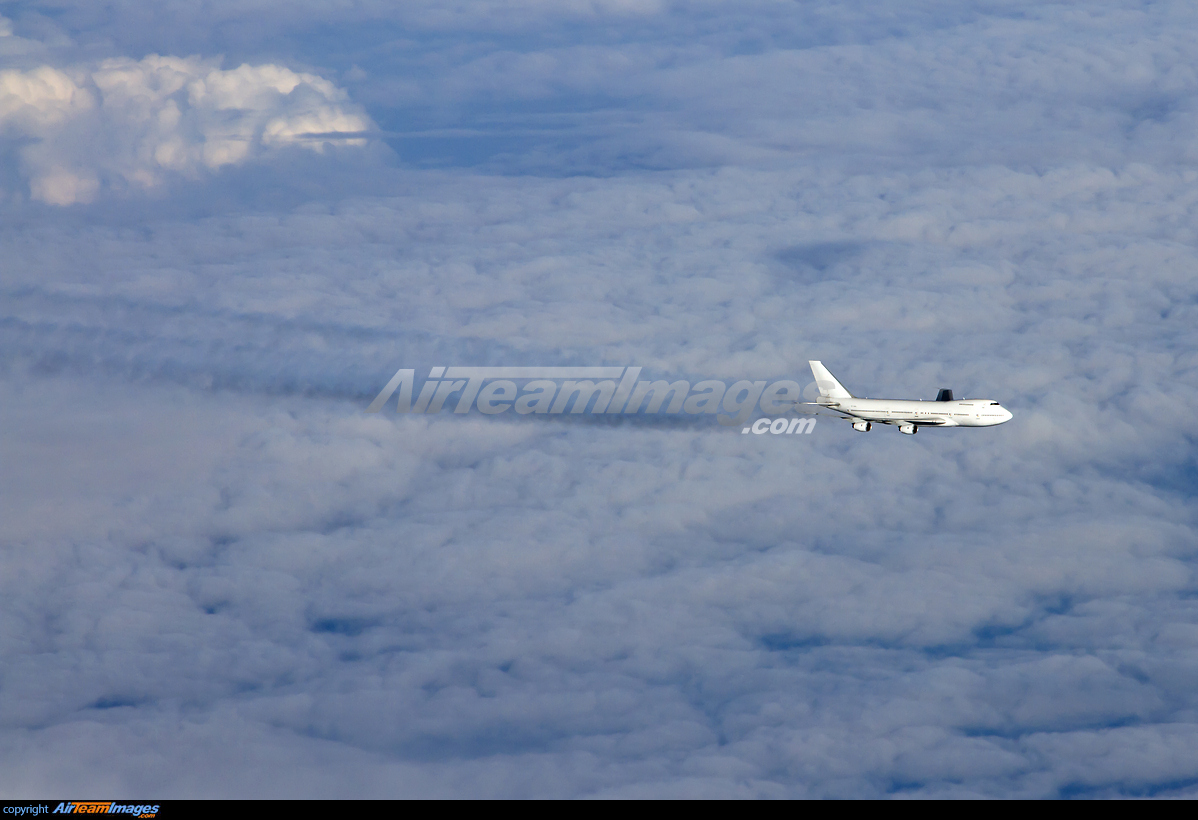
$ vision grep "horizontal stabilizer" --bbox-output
[809,361,853,399]
[795,403,852,419]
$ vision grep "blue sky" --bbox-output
[2,0,1198,798]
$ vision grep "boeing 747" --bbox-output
[803,361,1012,435]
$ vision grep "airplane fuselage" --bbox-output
[818,397,1013,428]
[806,361,1012,434]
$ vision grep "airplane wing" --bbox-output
[884,416,949,426]
[794,403,950,426]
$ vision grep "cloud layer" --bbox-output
[1,0,1198,800]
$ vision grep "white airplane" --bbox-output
[802,361,1012,434]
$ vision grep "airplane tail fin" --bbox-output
[809,361,853,399]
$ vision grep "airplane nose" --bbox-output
[1003,408,1013,422]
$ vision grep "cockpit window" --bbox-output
[990,402,1001,406]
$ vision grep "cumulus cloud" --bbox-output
[0,55,373,204]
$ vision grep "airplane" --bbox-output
[800,361,1012,434]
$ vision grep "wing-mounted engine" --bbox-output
[852,421,872,432]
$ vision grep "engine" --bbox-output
[898,423,917,435]
[852,421,871,432]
